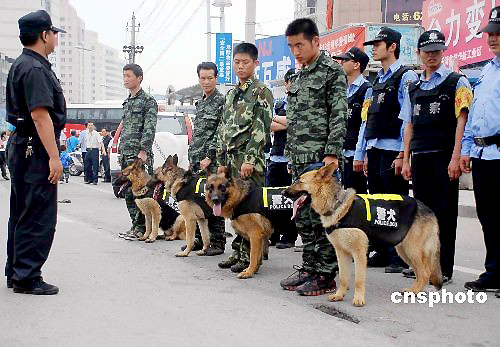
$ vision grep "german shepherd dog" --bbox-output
[153,154,212,257]
[284,162,442,306]
[118,158,186,243]
[204,171,274,279]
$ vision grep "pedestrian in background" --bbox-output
[83,121,103,185]
[118,63,158,241]
[268,68,298,249]
[216,43,273,273]
[0,131,9,180]
[5,9,66,295]
[59,144,71,183]
[280,18,347,296]
[332,47,371,194]
[79,122,89,182]
[100,128,112,182]
[66,130,78,152]
[460,7,500,298]
[401,30,473,285]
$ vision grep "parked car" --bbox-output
[110,112,193,198]
[68,150,105,178]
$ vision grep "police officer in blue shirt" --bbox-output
[357,27,419,272]
[333,47,371,193]
[460,6,500,298]
[400,30,473,285]
[5,10,66,295]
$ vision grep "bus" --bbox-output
[64,102,124,137]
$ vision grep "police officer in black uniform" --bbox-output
[5,10,66,295]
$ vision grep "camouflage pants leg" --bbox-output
[207,215,226,249]
[293,163,337,275]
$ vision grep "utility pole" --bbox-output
[123,12,144,63]
[206,0,211,61]
[245,0,256,44]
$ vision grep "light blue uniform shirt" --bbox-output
[461,57,500,160]
[354,60,418,161]
[399,64,471,123]
[79,129,88,152]
[344,74,371,158]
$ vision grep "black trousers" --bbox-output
[5,133,57,282]
[367,148,409,266]
[412,151,459,278]
[343,156,367,193]
[82,151,88,182]
[84,148,99,183]
[472,158,500,285]
[267,161,298,244]
[0,151,7,176]
[101,154,111,181]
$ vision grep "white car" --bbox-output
[110,112,193,197]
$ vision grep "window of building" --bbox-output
[309,7,315,14]
[307,0,316,7]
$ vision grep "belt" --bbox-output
[473,135,500,147]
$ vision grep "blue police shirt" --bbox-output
[344,74,371,158]
[66,135,79,153]
[354,60,418,161]
[461,57,500,160]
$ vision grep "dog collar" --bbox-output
[135,186,149,198]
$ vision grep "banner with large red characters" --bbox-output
[319,26,366,58]
[422,0,497,68]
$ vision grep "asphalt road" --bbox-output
[0,176,498,347]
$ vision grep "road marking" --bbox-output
[73,181,114,194]
[454,265,482,276]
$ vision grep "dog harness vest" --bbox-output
[408,72,461,152]
[326,194,417,247]
[365,66,409,140]
[231,186,293,220]
[174,176,212,218]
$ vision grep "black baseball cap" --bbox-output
[479,6,500,33]
[18,10,66,35]
[364,27,402,46]
[332,47,370,71]
[418,30,447,52]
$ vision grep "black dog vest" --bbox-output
[173,176,213,218]
[326,194,417,247]
[232,186,293,220]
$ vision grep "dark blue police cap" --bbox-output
[18,10,66,35]
[479,6,500,33]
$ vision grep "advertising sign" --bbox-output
[383,0,424,24]
[215,33,232,84]
[232,35,295,86]
[422,0,497,67]
[319,26,366,57]
[365,24,423,65]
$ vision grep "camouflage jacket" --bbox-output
[119,88,158,158]
[189,88,224,165]
[216,75,273,173]
[285,51,348,164]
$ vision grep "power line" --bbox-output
[135,0,147,13]
[138,0,170,39]
[142,0,188,46]
[145,0,205,73]
[140,0,164,28]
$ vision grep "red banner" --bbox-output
[319,26,366,57]
[422,0,497,68]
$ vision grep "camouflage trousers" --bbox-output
[120,154,154,234]
[225,152,265,264]
[192,210,227,249]
[293,163,338,275]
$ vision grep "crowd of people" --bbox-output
[3,8,499,301]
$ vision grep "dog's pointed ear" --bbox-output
[318,161,338,179]
[163,155,173,169]
[172,154,178,166]
[133,157,144,166]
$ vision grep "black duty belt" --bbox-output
[473,135,500,147]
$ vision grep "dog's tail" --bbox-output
[429,220,443,290]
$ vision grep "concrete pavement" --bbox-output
[0,176,498,346]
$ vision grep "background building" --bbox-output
[0,0,126,104]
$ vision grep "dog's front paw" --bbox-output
[165,236,175,241]
[237,271,254,279]
[175,251,189,257]
[139,236,147,241]
[401,288,415,294]
[352,294,365,307]
[196,249,207,256]
[327,293,344,302]
[145,239,155,243]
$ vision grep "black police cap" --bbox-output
[479,6,500,33]
[364,27,402,46]
[418,30,447,52]
[332,46,370,71]
[18,10,66,35]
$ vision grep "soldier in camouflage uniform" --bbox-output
[186,62,226,255]
[117,64,158,241]
[280,18,347,296]
[216,43,274,273]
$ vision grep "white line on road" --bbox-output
[73,181,114,194]
[454,265,482,276]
